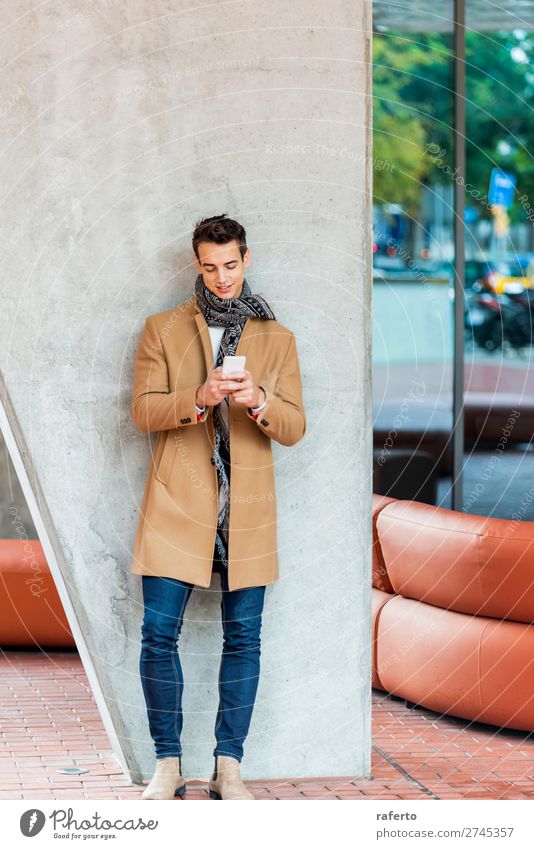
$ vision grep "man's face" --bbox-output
[194,240,250,300]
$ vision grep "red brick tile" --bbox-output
[2,652,534,801]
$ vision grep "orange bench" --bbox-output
[371,495,534,731]
[0,539,75,648]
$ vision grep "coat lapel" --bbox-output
[194,311,214,376]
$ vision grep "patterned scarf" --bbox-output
[194,273,276,570]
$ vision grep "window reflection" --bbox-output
[372,2,534,518]
[372,4,455,506]
[463,18,534,519]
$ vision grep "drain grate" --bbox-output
[56,766,90,775]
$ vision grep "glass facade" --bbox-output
[372,1,534,517]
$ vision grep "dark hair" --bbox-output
[192,214,247,259]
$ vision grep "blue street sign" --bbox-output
[488,168,516,208]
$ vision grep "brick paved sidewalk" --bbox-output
[0,651,532,800]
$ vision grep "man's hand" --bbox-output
[195,367,265,408]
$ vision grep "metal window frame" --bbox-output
[452,0,466,510]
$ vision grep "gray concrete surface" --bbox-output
[0,0,372,781]
[0,432,37,538]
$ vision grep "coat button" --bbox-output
[260,418,269,426]
[180,418,186,423]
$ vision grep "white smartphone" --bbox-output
[222,355,246,376]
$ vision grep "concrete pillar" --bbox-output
[0,0,372,781]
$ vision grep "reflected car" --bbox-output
[483,260,532,294]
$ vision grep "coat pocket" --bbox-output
[155,430,179,485]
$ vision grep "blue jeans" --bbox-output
[139,545,266,763]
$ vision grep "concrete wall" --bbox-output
[0,430,37,538]
[0,0,372,781]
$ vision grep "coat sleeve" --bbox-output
[245,331,306,446]
[131,315,209,433]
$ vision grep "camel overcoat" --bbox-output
[130,295,306,590]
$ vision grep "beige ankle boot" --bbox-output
[209,754,254,800]
[141,756,186,799]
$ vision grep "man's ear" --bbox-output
[243,248,251,268]
[194,255,202,274]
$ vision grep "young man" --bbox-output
[131,214,306,800]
